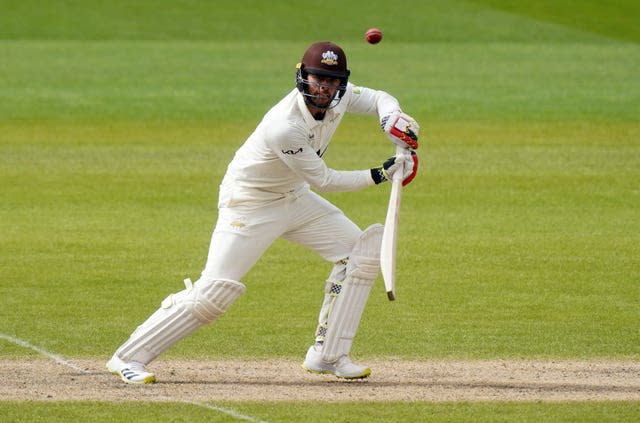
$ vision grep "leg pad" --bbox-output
[321,224,383,362]
[116,278,245,364]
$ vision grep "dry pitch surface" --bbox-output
[2,359,639,402]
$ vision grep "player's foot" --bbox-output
[106,354,156,384]
[301,346,371,379]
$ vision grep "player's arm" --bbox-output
[343,84,420,150]
[268,126,418,191]
[269,127,373,192]
[343,83,399,119]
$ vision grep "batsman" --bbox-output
[107,41,420,384]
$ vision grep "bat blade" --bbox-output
[380,148,406,301]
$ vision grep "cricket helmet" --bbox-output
[296,41,350,109]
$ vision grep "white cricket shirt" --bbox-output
[219,83,400,207]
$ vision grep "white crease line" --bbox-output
[0,333,87,373]
[179,400,269,423]
[0,332,268,423]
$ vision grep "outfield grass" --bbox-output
[1,0,638,421]
[2,119,637,360]
[0,401,638,423]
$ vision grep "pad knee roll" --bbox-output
[176,278,246,323]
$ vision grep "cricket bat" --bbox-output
[380,146,408,301]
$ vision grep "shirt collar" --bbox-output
[296,92,335,127]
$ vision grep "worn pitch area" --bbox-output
[2,359,639,402]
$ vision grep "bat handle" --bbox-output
[395,145,410,157]
[394,145,410,181]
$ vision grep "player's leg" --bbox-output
[299,224,383,379]
[107,277,246,384]
[283,192,382,379]
[282,191,362,263]
[108,204,284,384]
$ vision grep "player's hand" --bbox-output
[381,110,419,150]
[370,151,419,186]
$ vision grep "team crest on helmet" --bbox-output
[321,50,339,66]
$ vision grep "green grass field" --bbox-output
[1,0,639,421]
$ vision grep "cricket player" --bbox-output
[107,41,420,384]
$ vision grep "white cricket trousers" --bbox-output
[198,187,362,283]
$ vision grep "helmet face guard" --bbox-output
[296,66,349,110]
[295,42,350,110]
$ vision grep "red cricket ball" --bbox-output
[365,28,383,44]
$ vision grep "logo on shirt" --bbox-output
[282,147,303,155]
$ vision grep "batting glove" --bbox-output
[381,110,420,150]
[371,151,419,186]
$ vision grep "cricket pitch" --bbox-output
[1,359,639,402]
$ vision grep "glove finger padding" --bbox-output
[402,151,419,186]
[381,110,420,150]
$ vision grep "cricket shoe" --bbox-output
[106,354,156,384]
[301,346,371,379]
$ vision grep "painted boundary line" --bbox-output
[0,333,268,423]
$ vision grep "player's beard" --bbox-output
[315,94,332,108]
[307,91,335,110]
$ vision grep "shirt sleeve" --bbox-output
[265,121,375,192]
[343,84,401,121]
